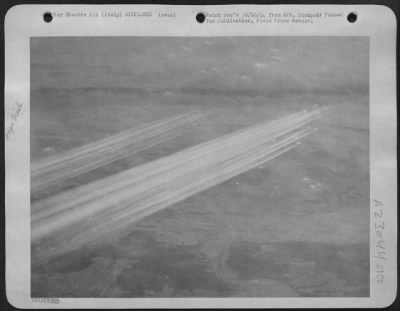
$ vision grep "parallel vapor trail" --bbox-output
[32,108,323,262]
[31,112,202,194]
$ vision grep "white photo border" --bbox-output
[4,4,397,308]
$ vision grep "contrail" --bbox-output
[31,111,203,194]
[32,108,323,262]
[32,109,317,214]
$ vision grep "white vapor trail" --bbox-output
[31,112,203,194]
[32,108,323,262]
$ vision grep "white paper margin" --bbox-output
[4,4,397,308]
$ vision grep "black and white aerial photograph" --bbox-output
[31,36,369,298]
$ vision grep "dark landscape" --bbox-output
[31,37,369,297]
